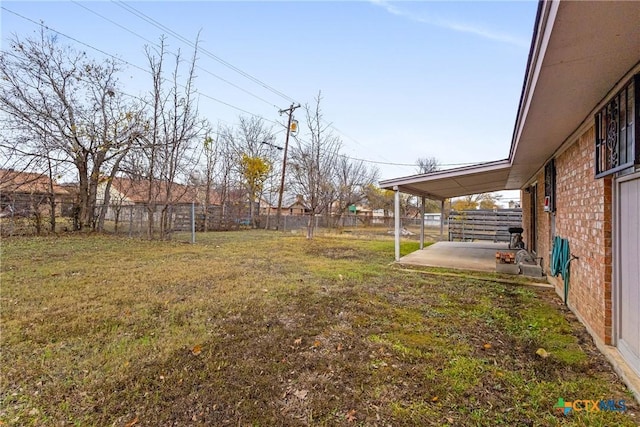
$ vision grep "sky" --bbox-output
[1,0,538,204]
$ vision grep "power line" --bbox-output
[341,156,484,168]
[112,0,298,106]
[68,2,401,168]
[287,133,489,170]
[84,4,398,170]
[197,92,278,126]
[322,121,399,167]
[290,102,397,168]
[1,6,280,126]
[2,6,493,173]
[70,0,281,110]
[1,8,149,75]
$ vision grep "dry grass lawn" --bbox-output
[1,230,637,426]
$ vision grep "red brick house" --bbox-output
[380,0,640,395]
[98,177,203,206]
[0,169,71,217]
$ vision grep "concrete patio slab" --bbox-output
[398,241,513,272]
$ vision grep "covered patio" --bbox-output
[398,241,510,272]
[379,159,519,262]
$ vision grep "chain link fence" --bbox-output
[96,203,251,242]
[257,213,447,241]
[0,195,76,236]
[1,200,447,242]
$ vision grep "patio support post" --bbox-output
[420,195,425,249]
[394,186,400,261]
[440,200,445,239]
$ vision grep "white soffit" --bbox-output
[379,160,512,200]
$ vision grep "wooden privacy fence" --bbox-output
[448,209,522,242]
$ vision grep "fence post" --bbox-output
[191,202,196,244]
[129,206,133,238]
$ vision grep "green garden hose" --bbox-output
[551,236,578,305]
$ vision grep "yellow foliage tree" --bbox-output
[240,154,271,227]
[451,193,501,211]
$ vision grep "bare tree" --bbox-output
[139,36,205,238]
[220,116,277,226]
[228,116,276,159]
[413,156,442,213]
[416,156,440,174]
[332,156,379,226]
[215,127,236,219]
[0,29,143,230]
[199,129,218,230]
[93,96,146,232]
[289,92,341,239]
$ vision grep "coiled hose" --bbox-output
[550,236,577,305]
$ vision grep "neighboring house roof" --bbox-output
[380,0,640,199]
[106,177,222,205]
[257,196,276,208]
[107,177,195,205]
[287,202,309,210]
[287,195,310,210]
[0,169,69,196]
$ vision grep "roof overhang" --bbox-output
[378,160,512,201]
[380,0,640,199]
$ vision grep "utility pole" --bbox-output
[275,103,300,230]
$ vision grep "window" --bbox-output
[595,74,639,178]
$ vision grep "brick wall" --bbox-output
[522,125,613,343]
[556,127,612,344]
[550,126,613,343]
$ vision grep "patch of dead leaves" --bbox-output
[293,389,308,400]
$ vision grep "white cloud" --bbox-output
[370,0,529,48]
